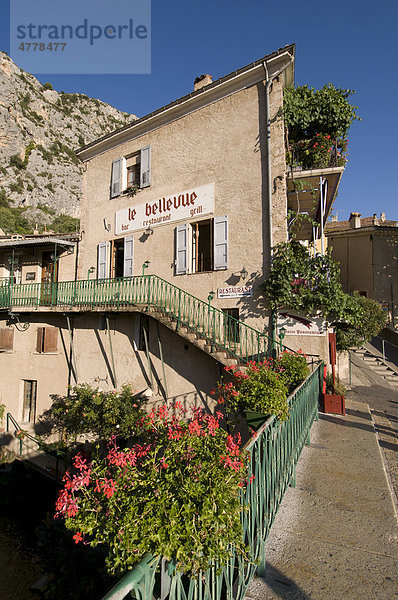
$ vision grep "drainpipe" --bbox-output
[262,52,295,262]
[263,52,295,354]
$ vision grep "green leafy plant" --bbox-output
[0,403,5,425]
[54,404,249,576]
[325,373,346,396]
[43,82,53,90]
[284,84,360,169]
[213,361,289,421]
[334,293,387,351]
[262,241,348,320]
[273,351,310,394]
[41,384,147,444]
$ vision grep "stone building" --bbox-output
[325,212,398,327]
[0,44,344,430]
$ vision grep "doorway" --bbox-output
[40,250,58,305]
[22,379,37,423]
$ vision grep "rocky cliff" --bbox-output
[0,51,136,233]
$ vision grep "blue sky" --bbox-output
[1,0,397,220]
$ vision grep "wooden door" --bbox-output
[40,251,58,305]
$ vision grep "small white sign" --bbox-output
[115,183,214,235]
[218,286,253,299]
[277,312,327,336]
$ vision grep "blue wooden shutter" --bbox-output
[97,241,109,279]
[175,224,188,275]
[123,236,134,277]
[214,216,228,270]
[140,145,151,188]
[111,158,122,198]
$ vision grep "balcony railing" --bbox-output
[101,363,322,600]
[0,275,286,363]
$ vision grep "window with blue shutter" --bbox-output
[97,241,110,279]
[175,224,188,275]
[123,236,134,277]
[214,216,228,270]
[140,145,151,188]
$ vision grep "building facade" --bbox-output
[325,212,398,327]
[0,44,344,432]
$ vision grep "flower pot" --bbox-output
[244,410,270,431]
[322,394,345,415]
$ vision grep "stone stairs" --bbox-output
[147,306,243,368]
[351,346,398,388]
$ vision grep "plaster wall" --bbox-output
[78,79,287,334]
[328,234,373,296]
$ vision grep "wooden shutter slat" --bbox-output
[0,328,14,350]
[36,327,44,353]
[43,327,58,353]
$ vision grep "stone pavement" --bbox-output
[246,399,398,600]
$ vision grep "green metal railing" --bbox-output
[0,275,287,363]
[6,412,64,481]
[101,363,322,600]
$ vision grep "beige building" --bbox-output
[325,212,398,327]
[0,44,344,431]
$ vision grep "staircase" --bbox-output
[351,345,398,388]
[1,274,282,365]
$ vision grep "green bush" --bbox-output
[50,214,80,233]
[9,154,25,170]
[0,206,32,234]
[273,351,310,394]
[334,293,387,351]
[214,362,289,421]
[42,384,147,443]
[43,82,53,90]
[55,404,249,576]
[0,188,10,208]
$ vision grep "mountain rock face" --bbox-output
[0,51,136,231]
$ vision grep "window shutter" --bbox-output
[111,158,126,198]
[97,242,110,279]
[123,236,134,277]
[175,224,188,275]
[36,327,44,353]
[214,216,229,270]
[43,327,58,353]
[140,145,151,188]
[0,328,14,350]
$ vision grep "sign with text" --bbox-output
[277,312,327,336]
[217,286,253,299]
[115,183,214,235]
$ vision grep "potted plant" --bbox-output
[322,373,346,415]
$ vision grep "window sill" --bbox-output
[32,352,58,355]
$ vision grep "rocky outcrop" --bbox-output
[0,51,136,230]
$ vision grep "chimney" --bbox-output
[349,212,361,229]
[194,74,213,91]
[331,215,338,222]
[380,212,386,222]
[372,213,379,225]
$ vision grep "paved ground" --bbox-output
[246,396,398,600]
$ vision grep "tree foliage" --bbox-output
[261,242,386,351]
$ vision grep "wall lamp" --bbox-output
[240,266,248,280]
[87,266,95,280]
[145,225,154,236]
[207,291,215,305]
[103,218,111,232]
[142,260,150,275]
[279,326,286,351]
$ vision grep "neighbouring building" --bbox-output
[325,212,398,327]
[0,44,345,433]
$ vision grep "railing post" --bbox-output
[176,289,181,331]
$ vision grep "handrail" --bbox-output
[100,363,323,600]
[6,412,64,480]
[0,275,296,363]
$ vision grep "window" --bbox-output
[0,327,14,351]
[97,236,134,279]
[222,308,240,343]
[22,380,37,423]
[175,216,228,275]
[110,145,151,198]
[36,327,58,353]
